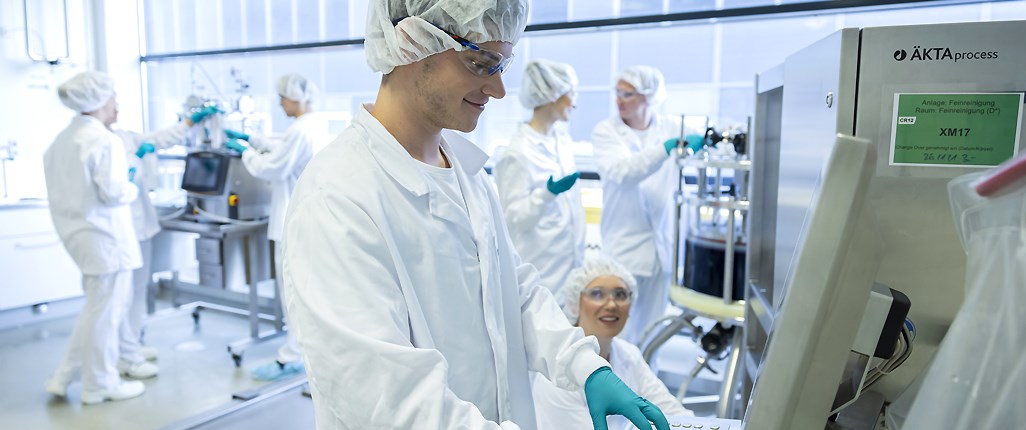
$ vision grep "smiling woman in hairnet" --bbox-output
[222,74,324,382]
[494,59,585,298]
[280,1,669,429]
[591,66,701,346]
[533,257,694,429]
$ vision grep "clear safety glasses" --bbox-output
[390,18,515,76]
[581,287,633,304]
[616,90,640,100]
[427,22,514,76]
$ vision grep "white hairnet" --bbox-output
[364,0,530,74]
[519,59,578,109]
[617,65,667,106]
[558,256,638,322]
[58,71,115,113]
[277,74,318,104]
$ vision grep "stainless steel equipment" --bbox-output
[642,120,752,419]
[181,150,271,221]
[742,20,1026,429]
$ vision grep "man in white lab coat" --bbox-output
[281,1,670,429]
[42,71,146,404]
[494,59,586,299]
[223,74,320,381]
[591,66,699,345]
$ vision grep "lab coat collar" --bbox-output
[439,130,489,175]
[353,104,490,196]
[75,114,106,129]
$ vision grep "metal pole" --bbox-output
[717,328,745,419]
[673,115,686,286]
[723,205,736,304]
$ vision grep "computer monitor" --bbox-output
[181,151,230,194]
[743,134,880,429]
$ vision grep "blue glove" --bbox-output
[135,142,155,159]
[546,171,580,195]
[225,138,248,153]
[128,167,137,183]
[224,129,250,141]
[584,367,669,430]
[189,106,222,124]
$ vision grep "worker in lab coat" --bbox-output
[591,66,701,345]
[42,71,146,404]
[114,105,220,379]
[223,73,319,380]
[494,59,585,297]
[534,257,694,429]
[281,1,670,429]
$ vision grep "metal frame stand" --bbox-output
[642,116,751,419]
[157,217,285,366]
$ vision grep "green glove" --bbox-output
[546,172,580,195]
[224,129,250,141]
[189,106,222,124]
[584,367,670,430]
[135,142,155,159]
[225,138,248,153]
[128,167,137,183]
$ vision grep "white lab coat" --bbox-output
[282,106,609,430]
[115,122,190,241]
[494,123,586,295]
[44,115,141,275]
[591,115,682,278]
[240,114,317,241]
[532,337,693,430]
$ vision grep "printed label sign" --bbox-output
[890,93,1023,167]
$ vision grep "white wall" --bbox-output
[0,0,89,199]
[0,0,144,201]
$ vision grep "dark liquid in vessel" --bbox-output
[683,236,747,301]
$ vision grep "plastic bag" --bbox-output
[902,169,1026,429]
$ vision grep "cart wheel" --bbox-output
[232,353,243,367]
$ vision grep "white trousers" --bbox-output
[273,240,302,363]
[120,238,152,364]
[51,271,133,392]
[620,271,671,346]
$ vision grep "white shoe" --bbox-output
[140,346,158,361]
[118,360,159,379]
[44,378,69,397]
[80,380,145,404]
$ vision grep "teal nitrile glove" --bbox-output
[128,167,137,183]
[135,142,155,159]
[584,367,670,430]
[189,106,222,124]
[546,171,580,195]
[662,138,681,155]
[224,138,248,153]
[684,134,704,155]
[224,129,250,141]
